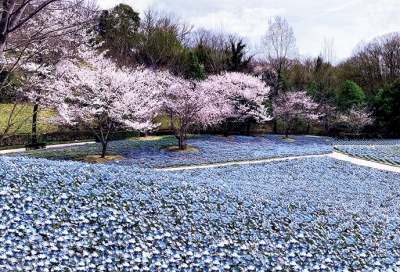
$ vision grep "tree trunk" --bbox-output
[286,128,289,138]
[324,118,331,135]
[0,35,6,55]
[178,134,186,150]
[31,103,39,144]
[306,122,311,135]
[246,122,251,136]
[273,119,277,134]
[101,141,108,158]
[223,120,229,137]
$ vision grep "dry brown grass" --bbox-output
[161,145,199,152]
[215,135,235,140]
[74,155,125,163]
[278,136,295,142]
[127,136,164,141]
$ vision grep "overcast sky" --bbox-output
[96,0,400,63]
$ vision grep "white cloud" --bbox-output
[95,0,400,61]
[97,0,153,12]
[187,7,285,56]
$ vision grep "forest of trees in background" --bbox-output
[89,3,400,137]
[1,2,400,140]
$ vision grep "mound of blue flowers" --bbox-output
[117,135,333,168]
[334,138,400,146]
[14,135,333,168]
[1,154,399,271]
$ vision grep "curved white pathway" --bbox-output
[0,142,95,155]
[327,151,400,173]
[158,154,328,171]
[2,143,399,173]
[158,152,400,173]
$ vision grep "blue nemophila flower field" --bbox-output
[13,135,333,168]
[334,139,400,166]
[1,151,400,271]
[334,138,400,146]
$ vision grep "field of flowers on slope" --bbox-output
[1,154,400,271]
[15,135,333,168]
[333,139,400,146]
[334,139,400,166]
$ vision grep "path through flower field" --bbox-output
[1,135,399,271]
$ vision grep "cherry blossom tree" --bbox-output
[203,72,271,136]
[47,51,162,158]
[273,91,319,138]
[340,106,374,135]
[0,0,98,143]
[0,0,98,54]
[161,76,221,150]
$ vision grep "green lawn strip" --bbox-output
[0,103,59,135]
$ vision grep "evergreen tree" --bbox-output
[185,50,206,80]
[338,80,365,111]
[98,4,141,64]
[375,78,400,135]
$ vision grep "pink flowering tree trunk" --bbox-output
[0,0,98,143]
[161,75,221,150]
[47,51,162,158]
[203,72,272,136]
[273,91,319,138]
[340,106,374,135]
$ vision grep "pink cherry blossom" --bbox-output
[47,51,162,157]
[202,72,272,135]
[273,91,319,138]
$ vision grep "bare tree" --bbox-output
[261,16,298,134]
[190,28,229,74]
[140,5,193,46]
[135,5,193,68]
[341,32,400,96]
[261,16,298,74]
[379,32,400,84]
[320,36,337,65]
